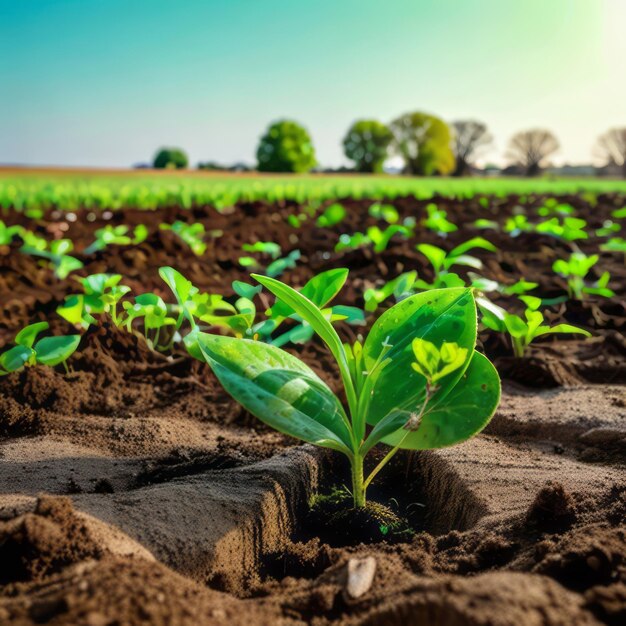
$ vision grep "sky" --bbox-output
[1,0,625,169]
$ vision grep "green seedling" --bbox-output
[123,293,177,349]
[57,273,131,327]
[535,217,588,242]
[537,201,575,217]
[265,249,301,278]
[254,268,364,346]
[336,225,412,253]
[466,273,538,297]
[596,220,621,237]
[317,203,347,227]
[21,238,83,279]
[504,214,533,237]
[552,253,614,300]
[611,207,626,219]
[0,322,80,376]
[194,277,500,509]
[368,203,399,224]
[242,241,282,259]
[601,237,626,261]
[473,218,499,231]
[160,221,206,256]
[0,220,24,245]
[478,296,590,358]
[363,272,417,313]
[422,203,457,236]
[84,224,147,254]
[416,237,496,278]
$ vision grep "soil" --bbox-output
[0,193,624,625]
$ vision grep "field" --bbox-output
[0,172,625,625]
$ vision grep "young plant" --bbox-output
[336,225,412,254]
[504,214,534,237]
[84,224,147,254]
[478,296,590,358]
[0,220,24,245]
[193,278,500,509]
[317,203,347,227]
[368,202,399,224]
[552,253,614,300]
[363,272,417,313]
[601,237,626,261]
[535,217,588,242]
[422,203,457,236]
[160,221,206,256]
[21,239,83,279]
[57,273,131,327]
[416,237,496,278]
[0,322,80,376]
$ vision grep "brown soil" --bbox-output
[0,194,624,624]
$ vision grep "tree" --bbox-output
[256,120,316,173]
[594,128,626,178]
[343,119,393,173]
[451,120,493,176]
[153,148,188,169]
[390,112,454,176]
[506,129,559,177]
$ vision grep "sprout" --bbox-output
[192,275,500,509]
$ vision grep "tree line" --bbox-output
[152,115,626,178]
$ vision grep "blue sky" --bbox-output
[1,0,624,167]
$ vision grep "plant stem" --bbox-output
[362,383,434,495]
[350,454,366,508]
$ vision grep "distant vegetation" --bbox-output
[148,114,625,178]
[153,148,189,170]
[2,172,626,214]
[256,120,317,173]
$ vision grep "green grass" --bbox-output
[1,170,625,212]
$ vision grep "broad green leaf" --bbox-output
[362,288,476,429]
[34,335,81,366]
[252,273,358,416]
[197,333,352,452]
[382,351,500,449]
[15,322,49,348]
[0,345,34,372]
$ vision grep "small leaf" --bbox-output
[34,335,81,366]
[15,322,50,348]
[0,345,34,372]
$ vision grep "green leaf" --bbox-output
[253,273,358,417]
[15,322,49,348]
[270,268,348,319]
[197,333,352,452]
[159,266,197,306]
[362,288,476,430]
[416,244,446,274]
[232,281,262,300]
[535,323,591,338]
[57,295,87,325]
[34,335,81,366]
[0,345,34,373]
[382,351,500,449]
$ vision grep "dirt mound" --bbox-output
[0,496,102,585]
